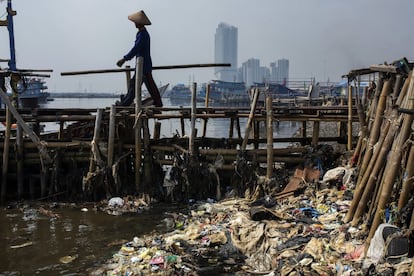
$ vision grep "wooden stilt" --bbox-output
[301,121,307,146]
[266,93,273,179]
[347,84,353,151]
[142,118,153,190]
[89,109,103,173]
[312,121,320,147]
[202,84,210,138]
[1,107,11,203]
[229,117,235,138]
[189,82,197,156]
[153,122,161,140]
[107,105,116,169]
[242,88,260,150]
[16,126,24,198]
[134,57,143,193]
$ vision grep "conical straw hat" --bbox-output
[128,10,151,25]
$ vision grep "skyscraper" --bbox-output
[214,23,238,82]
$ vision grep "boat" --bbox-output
[199,80,249,104]
[17,77,50,107]
[168,83,192,100]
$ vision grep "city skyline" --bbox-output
[0,0,413,93]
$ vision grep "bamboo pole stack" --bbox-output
[343,63,414,249]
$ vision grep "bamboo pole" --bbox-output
[134,57,143,192]
[399,142,414,211]
[153,122,161,140]
[345,75,407,223]
[367,70,414,245]
[355,78,393,184]
[189,82,197,156]
[312,121,320,147]
[1,108,11,203]
[142,118,153,191]
[301,121,307,146]
[202,84,210,138]
[16,126,24,198]
[347,83,353,151]
[60,63,231,76]
[0,88,51,163]
[242,88,260,150]
[107,105,116,168]
[88,109,103,173]
[266,92,273,179]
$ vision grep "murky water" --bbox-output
[0,202,176,275]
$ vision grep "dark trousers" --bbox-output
[120,73,162,107]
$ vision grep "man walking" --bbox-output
[116,10,162,107]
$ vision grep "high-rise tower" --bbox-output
[214,23,238,82]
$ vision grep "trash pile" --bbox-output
[99,196,151,216]
[90,165,413,275]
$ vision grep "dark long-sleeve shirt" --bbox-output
[123,28,152,74]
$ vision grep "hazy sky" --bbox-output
[0,0,413,93]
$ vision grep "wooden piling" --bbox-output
[134,57,144,192]
[202,84,210,137]
[242,88,260,150]
[347,83,353,151]
[266,92,273,179]
[16,126,24,198]
[88,108,103,173]
[108,105,116,168]
[153,122,161,140]
[1,107,11,203]
[189,82,197,156]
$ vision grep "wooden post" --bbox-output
[202,84,210,137]
[142,118,153,190]
[189,82,197,156]
[88,109,103,173]
[153,122,161,140]
[16,126,24,198]
[107,105,116,168]
[229,117,235,138]
[266,93,273,179]
[399,143,414,211]
[301,121,307,145]
[242,88,260,150]
[312,121,320,147]
[347,84,353,151]
[1,107,11,203]
[134,57,143,192]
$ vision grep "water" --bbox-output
[0,97,299,274]
[0,202,176,275]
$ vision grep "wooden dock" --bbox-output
[0,94,360,202]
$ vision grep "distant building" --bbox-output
[241,58,260,87]
[270,59,289,85]
[214,23,238,82]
